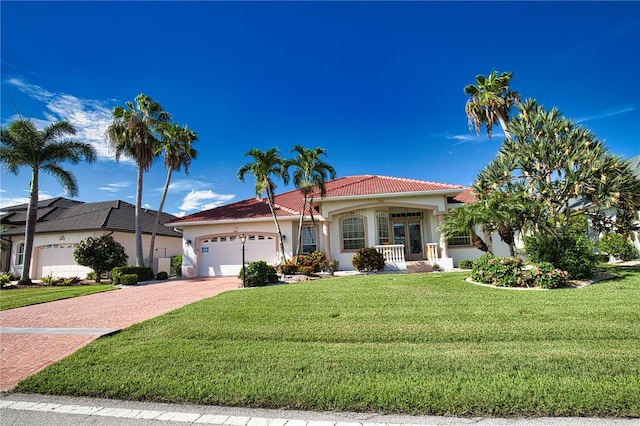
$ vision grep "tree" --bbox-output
[148,122,198,268]
[437,202,491,254]
[106,94,170,267]
[0,119,96,284]
[74,234,128,282]
[288,145,336,257]
[480,99,640,236]
[237,148,290,264]
[464,70,519,139]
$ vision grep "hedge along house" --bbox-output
[167,175,511,277]
[1,197,182,279]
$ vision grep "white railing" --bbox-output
[426,243,439,263]
[374,244,405,264]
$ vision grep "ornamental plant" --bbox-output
[471,254,525,287]
[527,262,569,289]
[239,261,280,287]
[352,247,385,272]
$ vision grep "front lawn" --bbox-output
[14,268,640,417]
[0,284,116,310]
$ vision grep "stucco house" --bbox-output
[1,197,182,279]
[167,175,511,278]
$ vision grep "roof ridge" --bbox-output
[375,174,464,189]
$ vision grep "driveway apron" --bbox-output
[0,277,240,391]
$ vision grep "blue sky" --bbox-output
[1,1,639,217]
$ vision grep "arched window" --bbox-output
[340,211,366,251]
[16,242,25,265]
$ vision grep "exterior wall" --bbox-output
[179,218,297,278]
[320,195,448,271]
[7,231,181,279]
[447,229,515,267]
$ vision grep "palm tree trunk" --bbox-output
[135,165,145,267]
[266,187,287,264]
[19,168,39,284]
[295,193,308,258]
[496,111,511,139]
[148,168,173,269]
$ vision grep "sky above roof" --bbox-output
[1,1,639,217]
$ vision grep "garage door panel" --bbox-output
[197,234,278,277]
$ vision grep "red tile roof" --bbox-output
[451,188,477,203]
[168,175,468,225]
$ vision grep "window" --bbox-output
[341,212,366,251]
[16,242,25,265]
[447,231,472,247]
[377,211,390,245]
[301,226,317,253]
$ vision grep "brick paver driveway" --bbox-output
[0,277,240,391]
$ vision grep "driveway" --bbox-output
[0,277,240,391]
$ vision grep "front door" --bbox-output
[393,220,424,261]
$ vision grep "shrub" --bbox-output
[281,261,299,275]
[458,259,474,270]
[471,254,525,287]
[0,273,12,288]
[322,259,339,275]
[527,262,569,289]
[120,274,139,285]
[172,254,183,277]
[112,266,154,284]
[352,247,385,272]
[599,233,637,261]
[41,275,56,285]
[292,251,327,273]
[156,271,169,280]
[239,261,280,287]
[62,277,81,286]
[525,233,596,280]
[86,271,97,280]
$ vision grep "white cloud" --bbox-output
[178,190,234,212]
[575,105,637,124]
[150,178,211,194]
[99,181,130,193]
[4,77,116,160]
[0,191,54,210]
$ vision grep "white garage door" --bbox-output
[36,243,92,279]
[197,234,279,277]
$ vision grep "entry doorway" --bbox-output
[392,220,424,261]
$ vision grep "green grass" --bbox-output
[14,268,640,417]
[0,284,116,310]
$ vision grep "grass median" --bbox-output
[0,284,116,310]
[14,267,640,417]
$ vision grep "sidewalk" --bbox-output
[0,277,240,391]
[1,393,638,426]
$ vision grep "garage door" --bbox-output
[36,243,92,279]
[197,234,279,277]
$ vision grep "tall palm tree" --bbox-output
[464,70,519,139]
[288,145,336,257]
[106,94,169,267]
[237,148,290,264]
[148,122,198,268]
[0,119,96,284]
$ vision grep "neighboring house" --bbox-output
[1,197,182,279]
[167,175,511,278]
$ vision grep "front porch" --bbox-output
[374,243,453,272]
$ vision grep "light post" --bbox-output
[239,233,247,287]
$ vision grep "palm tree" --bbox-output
[437,202,491,254]
[0,119,96,284]
[288,145,336,257]
[237,148,290,264]
[148,122,198,268]
[106,94,169,267]
[464,70,519,139]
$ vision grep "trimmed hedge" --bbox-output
[120,274,139,285]
[112,266,154,284]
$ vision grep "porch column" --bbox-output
[437,214,449,259]
[322,221,331,260]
